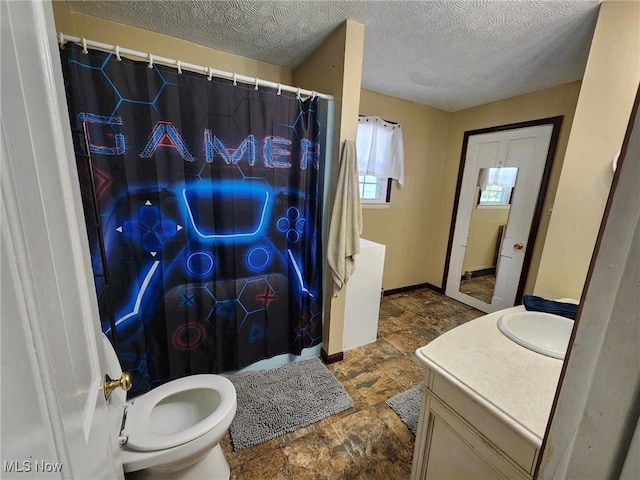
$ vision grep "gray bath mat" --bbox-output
[229,358,354,450]
[386,385,422,435]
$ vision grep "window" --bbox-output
[359,175,390,203]
[479,185,510,205]
[477,167,518,207]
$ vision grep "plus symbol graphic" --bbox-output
[255,287,277,309]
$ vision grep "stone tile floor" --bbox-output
[222,288,483,479]
[459,274,496,304]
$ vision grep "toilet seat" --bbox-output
[122,374,236,452]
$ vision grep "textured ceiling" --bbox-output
[65,0,601,112]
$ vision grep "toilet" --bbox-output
[101,334,237,480]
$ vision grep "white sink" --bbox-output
[497,311,574,359]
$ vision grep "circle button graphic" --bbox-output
[186,251,215,277]
[247,247,271,271]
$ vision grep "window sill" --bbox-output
[361,203,390,209]
[476,204,511,210]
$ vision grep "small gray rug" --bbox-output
[229,358,354,450]
[386,385,422,435]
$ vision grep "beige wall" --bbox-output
[428,1,639,300]
[293,21,365,356]
[462,189,510,273]
[359,89,450,291]
[535,0,640,299]
[364,1,638,301]
[52,1,291,83]
[429,81,582,293]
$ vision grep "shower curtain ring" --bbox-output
[254,77,259,90]
[114,45,121,61]
[177,60,182,74]
[296,87,301,100]
[277,83,282,95]
[58,32,65,48]
[148,53,154,69]
[207,67,213,81]
[233,73,237,86]
[81,37,88,54]
[312,90,317,99]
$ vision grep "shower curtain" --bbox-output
[61,44,323,396]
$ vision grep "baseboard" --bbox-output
[321,348,344,364]
[461,267,496,281]
[383,282,444,296]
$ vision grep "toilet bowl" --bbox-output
[101,335,237,480]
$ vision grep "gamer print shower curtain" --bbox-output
[61,43,323,396]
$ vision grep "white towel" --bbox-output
[327,140,362,296]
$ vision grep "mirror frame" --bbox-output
[442,116,563,303]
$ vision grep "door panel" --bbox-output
[1,1,122,477]
[459,141,502,244]
[425,417,506,480]
[446,125,553,313]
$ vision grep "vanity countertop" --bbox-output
[415,306,564,446]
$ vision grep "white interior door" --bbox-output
[1,1,123,478]
[446,125,553,313]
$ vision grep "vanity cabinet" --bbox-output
[342,238,385,351]
[411,307,562,480]
[412,368,533,479]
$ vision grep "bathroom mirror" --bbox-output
[446,122,558,313]
[458,167,518,304]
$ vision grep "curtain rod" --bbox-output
[58,33,334,101]
[358,114,399,126]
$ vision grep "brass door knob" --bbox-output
[104,372,132,401]
[514,242,524,250]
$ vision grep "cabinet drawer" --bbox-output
[427,370,538,473]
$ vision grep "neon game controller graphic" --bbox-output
[103,180,321,338]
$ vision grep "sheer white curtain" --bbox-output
[478,167,518,189]
[356,116,404,186]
